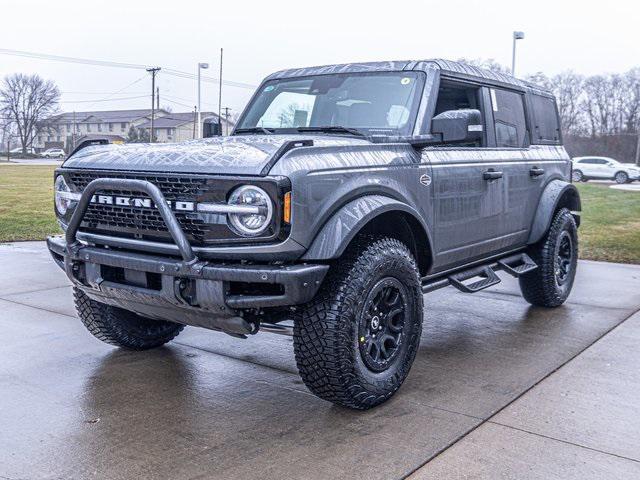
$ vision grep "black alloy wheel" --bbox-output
[358,277,408,373]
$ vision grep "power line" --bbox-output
[59,94,149,104]
[0,48,257,89]
[0,48,148,70]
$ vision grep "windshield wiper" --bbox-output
[234,127,274,135]
[295,126,367,138]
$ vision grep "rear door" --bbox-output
[487,87,533,248]
[576,158,598,177]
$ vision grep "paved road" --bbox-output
[1,241,639,479]
[0,156,63,166]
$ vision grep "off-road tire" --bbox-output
[571,170,583,182]
[615,171,628,184]
[519,208,578,307]
[74,287,184,349]
[293,237,423,410]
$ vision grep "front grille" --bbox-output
[67,171,216,245]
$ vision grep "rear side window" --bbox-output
[530,95,561,144]
[490,88,527,148]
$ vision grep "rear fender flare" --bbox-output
[527,180,581,244]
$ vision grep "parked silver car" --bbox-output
[572,156,640,183]
[41,148,66,159]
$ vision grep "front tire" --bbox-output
[74,288,184,349]
[519,208,578,307]
[293,237,423,410]
[615,171,628,184]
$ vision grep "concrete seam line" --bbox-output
[0,284,71,299]
[173,341,299,376]
[486,421,640,464]
[0,297,77,319]
[399,306,640,480]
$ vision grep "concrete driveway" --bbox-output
[1,241,639,479]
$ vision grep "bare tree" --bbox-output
[0,73,60,153]
[622,68,640,133]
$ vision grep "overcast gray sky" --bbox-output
[1,0,638,116]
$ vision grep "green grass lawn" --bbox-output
[0,165,639,264]
[574,182,640,264]
[0,165,60,242]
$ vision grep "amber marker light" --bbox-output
[283,191,291,224]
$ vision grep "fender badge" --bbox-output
[419,174,432,186]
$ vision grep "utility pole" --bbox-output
[72,111,77,150]
[222,107,231,136]
[218,48,223,132]
[146,67,161,143]
[192,106,197,139]
[156,87,160,111]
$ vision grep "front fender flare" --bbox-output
[301,195,429,261]
[527,180,581,244]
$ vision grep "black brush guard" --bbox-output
[47,178,328,333]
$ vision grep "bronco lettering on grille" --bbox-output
[89,195,195,212]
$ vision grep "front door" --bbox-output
[425,82,511,271]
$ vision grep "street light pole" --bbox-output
[197,62,209,139]
[511,31,525,76]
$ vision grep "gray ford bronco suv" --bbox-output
[48,59,580,409]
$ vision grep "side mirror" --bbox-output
[431,109,483,144]
[203,119,222,138]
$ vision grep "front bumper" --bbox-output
[49,177,327,333]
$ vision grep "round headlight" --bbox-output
[227,185,273,236]
[54,175,71,215]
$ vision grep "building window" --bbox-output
[47,136,52,141]
[86,124,91,132]
[121,122,126,131]
[108,123,114,132]
[57,136,61,142]
[37,137,42,144]
[66,123,71,131]
[167,128,173,136]
[97,124,102,132]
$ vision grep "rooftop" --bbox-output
[267,58,551,96]
[47,109,169,124]
[137,112,224,129]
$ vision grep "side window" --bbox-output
[433,81,484,146]
[530,95,560,144]
[490,88,527,148]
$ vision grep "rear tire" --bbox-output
[519,208,578,307]
[293,237,423,410]
[74,288,184,349]
[571,170,583,182]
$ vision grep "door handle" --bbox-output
[483,170,503,180]
[530,166,545,177]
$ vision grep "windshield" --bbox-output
[236,72,424,137]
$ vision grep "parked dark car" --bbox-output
[48,59,581,409]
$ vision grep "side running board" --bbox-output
[497,253,538,277]
[422,252,538,294]
[449,266,501,293]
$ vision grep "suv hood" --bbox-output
[63,135,370,175]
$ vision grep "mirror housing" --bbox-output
[431,109,483,144]
[203,118,222,138]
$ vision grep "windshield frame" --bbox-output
[233,71,427,138]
